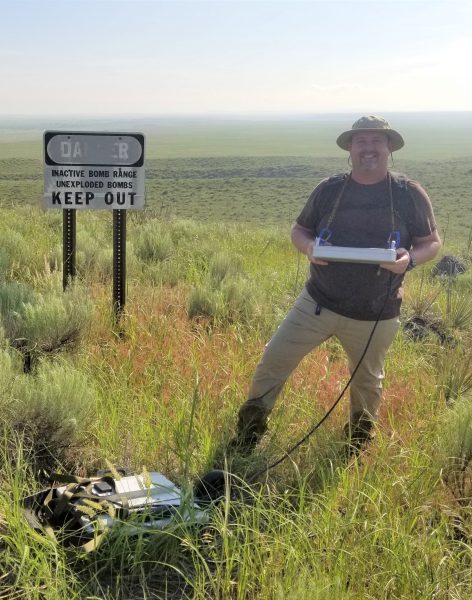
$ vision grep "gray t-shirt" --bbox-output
[296,172,436,320]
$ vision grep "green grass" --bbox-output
[0,117,472,598]
[1,153,471,244]
[0,212,470,598]
[1,115,472,244]
[3,113,472,159]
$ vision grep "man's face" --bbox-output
[348,132,392,174]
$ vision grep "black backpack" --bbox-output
[22,468,207,552]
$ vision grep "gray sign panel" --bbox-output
[44,131,145,210]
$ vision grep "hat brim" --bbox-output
[336,128,404,152]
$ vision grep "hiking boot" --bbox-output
[343,413,375,458]
[226,407,268,456]
[227,430,261,456]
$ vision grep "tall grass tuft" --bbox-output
[0,432,76,598]
[76,231,114,282]
[144,261,180,287]
[438,397,472,502]
[433,347,472,404]
[0,229,43,281]
[220,277,260,326]
[187,277,261,327]
[0,347,17,399]
[0,280,92,366]
[2,361,97,475]
[439,288,472,331]
[135,222,175,263]
[208,251,243,286]
[0,280,36,314]
[188,285,219,320]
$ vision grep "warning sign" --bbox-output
[44,131,145,210]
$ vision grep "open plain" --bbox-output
[0,114,471,599]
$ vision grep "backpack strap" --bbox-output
[24,472,131,552]
[323,173,351,230]
[319,171,400,246]
[44,474,129,522]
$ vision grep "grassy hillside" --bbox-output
[2,153,471,242]
[0,117,471,598]
[0,206,471,598]
[1,115,471,243]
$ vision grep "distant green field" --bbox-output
[2,112,472,159]
[0,114,471,245]
[145,113,472,161]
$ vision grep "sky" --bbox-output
[1,0,471,115]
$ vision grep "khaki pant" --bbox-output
[238,288,400,432]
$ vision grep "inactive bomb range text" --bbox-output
[44,132,145,210]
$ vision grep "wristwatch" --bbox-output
[406,252,417,271]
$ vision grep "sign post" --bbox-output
[113,209,126,317]
[44,131,145,319]
[63,209,76,291]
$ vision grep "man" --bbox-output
[233,116,441,455]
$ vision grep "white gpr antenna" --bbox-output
[311,229,397,265]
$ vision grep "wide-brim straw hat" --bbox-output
[336,115,404,152]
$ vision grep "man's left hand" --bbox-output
[379,248,410,274]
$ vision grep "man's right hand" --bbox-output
[306,240,329,265]
[291,223,329,265]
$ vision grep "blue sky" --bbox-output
[1,0,471,115]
